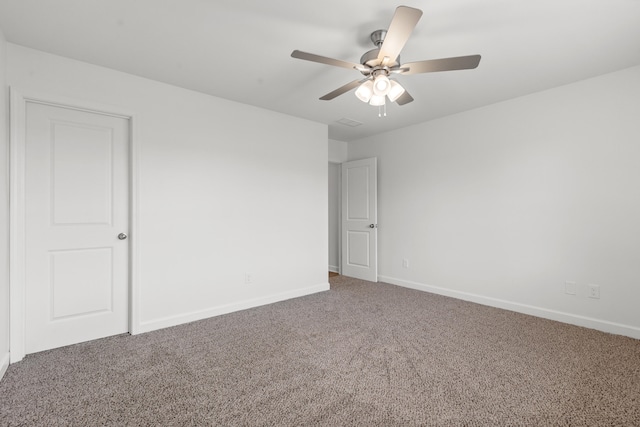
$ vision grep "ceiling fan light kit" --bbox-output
[369,94,386,107]
[355,80,374,102]
[372,73,391,95]
[291,5,481,115]
[387,80,405,103]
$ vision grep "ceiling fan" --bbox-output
[291,5,481,110]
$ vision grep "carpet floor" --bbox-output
[1,275,639,426]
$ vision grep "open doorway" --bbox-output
[328,162,341,277]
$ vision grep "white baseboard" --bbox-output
[379,275,640,340]
[328,265,339,273]
[0,352,9,381]
[136,283,330,334]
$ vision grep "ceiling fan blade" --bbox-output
[377,6,423,64]
[319,79,369,100]
[292,50,364,71]
[402,55,481,75]
[395,91,414,106]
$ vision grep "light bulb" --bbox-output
[369,94,386,106]
[355,80,374,103]
[387,80,405,103]
[372,74,391,96]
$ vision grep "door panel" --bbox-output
[341,158,377,281]
[347,231,370,267]
[346,166,369,219]
[49,248,113,319]
[51,122,114,225]
[24,102,130,354]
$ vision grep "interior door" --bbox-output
[341,157,377,282]
[24,101,130,354]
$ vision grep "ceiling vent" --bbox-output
[336,117,363,127]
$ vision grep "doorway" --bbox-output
[10,92,135,361]
[328,162,341,275]
[341,157,378,282]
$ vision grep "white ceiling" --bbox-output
[1,0,639,141]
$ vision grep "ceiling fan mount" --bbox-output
[370,29,387,47]
[291,6,481,108]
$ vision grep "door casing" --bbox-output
[9,88,141,363]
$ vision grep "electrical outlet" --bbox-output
[565,281,577,295]
[245,273,253,284]
[587,284,600,299]
[402,259,409,268]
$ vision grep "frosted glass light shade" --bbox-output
[387,80,405,102]
[372,75,391,96]
[369,94,386,106]
[355,80,374,102]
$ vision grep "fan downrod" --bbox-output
[370,29,387,47]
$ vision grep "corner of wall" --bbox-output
[328,139,348,163]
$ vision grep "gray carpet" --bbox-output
[1,275,639,426]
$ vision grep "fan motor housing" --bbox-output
[360,29,401,70]
[360,49,400,70]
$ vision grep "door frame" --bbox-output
[9,88,141,363]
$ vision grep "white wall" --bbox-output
[0,26,9,378]
[349,66,640,338]
[328,139,347,163]
[328,162,340,272]
[7,44,328,336]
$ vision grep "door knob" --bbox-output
[369,224,377,228]
[117,233,128,240]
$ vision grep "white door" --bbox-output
[341,158,377,282]
[24,101,130,354]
